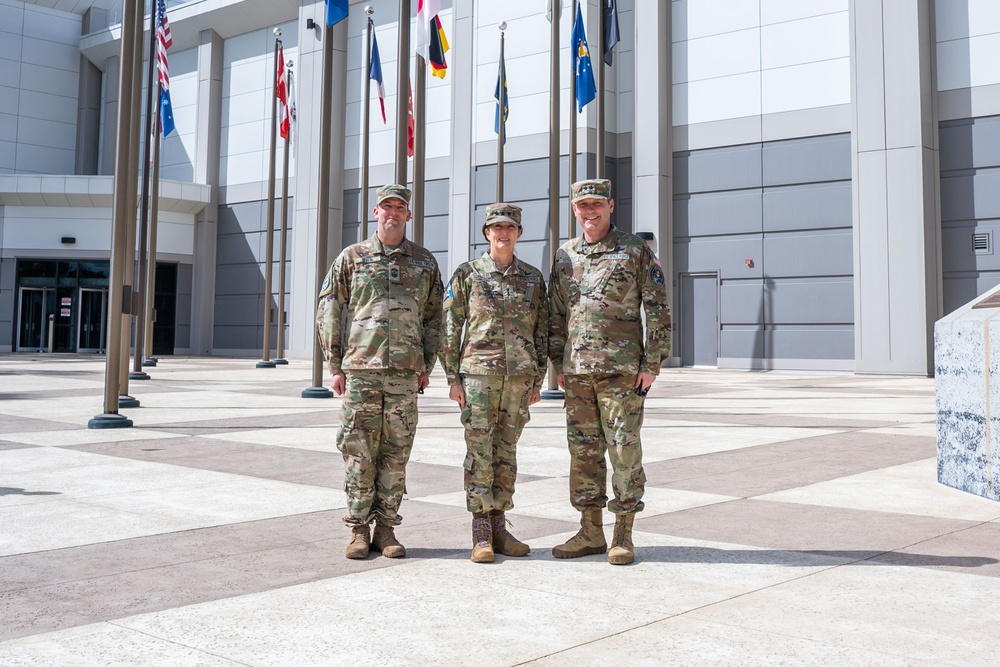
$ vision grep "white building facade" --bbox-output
[1,0,997,375]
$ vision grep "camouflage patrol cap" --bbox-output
[483,203,522,239]
[571,178,612,203]
[375,183,412,207]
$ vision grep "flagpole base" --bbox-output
[118,395,140,409]
[541,389,565,400]
[88,413,134,429]
[273,358,289,365]
[302,386,334,399]
[256,360,276,369]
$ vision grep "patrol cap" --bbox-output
[375,183,412,207]
[484,202,522,227]
[483,203,522,239]
[571,178,612,203]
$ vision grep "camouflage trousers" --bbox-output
[336,370,419,527]
[460,374,533,513]
[563,373,646,515]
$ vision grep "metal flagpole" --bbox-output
[496,22,506,201]
[596,0,605,178]
[569,47,578,239]
[302,16,337,399]
[90,0,142,428]
[257,29,282,369]
[142,97,162,367]
[395,0,411,185]
[130,0,160,382]
[413,53,426,245]
[542,0,563,400]
[275,58,293,366]
[117,0,147,410]
[361,8,374,240]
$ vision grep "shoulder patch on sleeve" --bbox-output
[650,264,665,287]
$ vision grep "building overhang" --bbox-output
[0,175,211,215]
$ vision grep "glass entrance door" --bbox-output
[78,288,108,353]
[17,287,55,352]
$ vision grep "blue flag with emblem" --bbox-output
[572,1,596,112]
[325,0,348,26]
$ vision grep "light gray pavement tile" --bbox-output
[522,615,945,666]
[683,563,1000,665]
[197,426,339,452]
[141,408,338,434]
[94,562,666,666]
[0,625,243,666]
[644,431,935,497]
[655,410,901,430]
[2,427,185,447]
[635,499,995,569]
[759,458,1000,522]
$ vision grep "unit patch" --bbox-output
[650,264,665,287]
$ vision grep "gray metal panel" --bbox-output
[673,143,762,194]
[720,280,763,325]
[763,182,852,233]
[214,294,262,327]
[768,325,854,359]
[762,134,851,186]
[681,273,719,366]
[763,230,854,278]
[673,235,763,281]
[176,263,192,329]
[720,326,763,360]
[423,214,449,253]
[674,190,762,238]
[217,201,265,235]
[213,323,259,350]
[941,221,1000,272]
[767,278,854,324]
[940,169,1000,222]
[216,232,262,266]
[215,264,263,297]
[943,273,1000,315]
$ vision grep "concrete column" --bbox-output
[189,29,224,355]
[446,1,475,277]
[632,0,673,361]
[850,0,942,375]
[288,0,349,359]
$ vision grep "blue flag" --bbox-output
[572,2,596,112]
[325,0,348,26]
[603,0,620,66]
[494,49,508,141]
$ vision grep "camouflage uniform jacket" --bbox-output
[549,226,670,376]
[316,235,444,375]
[441,253,549,390]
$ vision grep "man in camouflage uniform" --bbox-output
[316,184,444,560]
[548,178,670,565]
[441,203,548,563]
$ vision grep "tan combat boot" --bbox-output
[551,509,607,558]
[608,514,635,565]
[490,511,530,557]
[345,523,371,560]
[471,513,494,563]
[371,524,406,558]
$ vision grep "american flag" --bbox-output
[157,0,175,136]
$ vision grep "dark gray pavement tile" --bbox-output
[877,521,1000,577]
[0,415,81,434]
[635,499,992,569]
[658,411,901,429]
[0,441,38,450]
[644,431,934,497]
[140,409,338,434]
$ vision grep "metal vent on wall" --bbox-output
[973,232,992,255]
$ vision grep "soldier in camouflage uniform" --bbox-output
[548,179,671,565]
[441,203,548,563]
[316,184,444,560]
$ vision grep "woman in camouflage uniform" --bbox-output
[440,203,549,563]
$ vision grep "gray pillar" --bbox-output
[632,0,674,363]
[288,0,348,359]
[190,29,224,355]
[75,56,102,175]
[100,56,120,176]
[447,2,475,277]
[850,0,942,375]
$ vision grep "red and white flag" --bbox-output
[277,45,290,140]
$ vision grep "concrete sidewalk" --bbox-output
[1,355,997,666]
